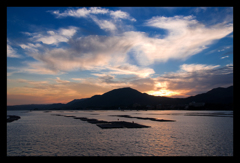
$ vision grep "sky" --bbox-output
[7,7,233,105]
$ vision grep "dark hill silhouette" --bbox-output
[63,87,180,109]
[66,98,88,106]
[7,85,233,110]
[183,85,233,104]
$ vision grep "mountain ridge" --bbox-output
[7,85,233,110]
[183,85,233,104]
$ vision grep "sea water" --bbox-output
[7,110,233,156]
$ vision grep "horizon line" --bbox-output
[7,85,233,106]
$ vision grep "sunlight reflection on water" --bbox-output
[7,110,233,156]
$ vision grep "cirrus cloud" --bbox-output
[135,15,233,65]
[90,16,117,32]
[50,7,136,21]
[22,26,78,45]
[50,7,109,18]
[179,64,220,72]
[49,7,136,33]
[7,39,22,58]
[110,10,136,21]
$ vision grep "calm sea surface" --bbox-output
[7,110,233,156]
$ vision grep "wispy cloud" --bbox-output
[7,62,62,76]
[55,77,70,84]
[19,43,42,52]
[8,78,49,86]
[7,39,22,58]
[141,15,233,65]
[50,7,136,21]
[205,45,232,55]
[50,7,109,18]
[110,10,136,21]
[193,7,208,14]
[221,56,229,59]
[179,64,220,72]
[218,45,231,52]
[49,7,136,33]
[90,16,117,32]
[71,78,84,81]
[105,64,155,78]
[22,26,78,45]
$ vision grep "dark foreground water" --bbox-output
[7,110,233,156]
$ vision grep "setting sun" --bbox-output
[146,89,180,97]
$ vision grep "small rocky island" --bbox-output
[7,115,21,123]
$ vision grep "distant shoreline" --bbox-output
[7,86,233,111]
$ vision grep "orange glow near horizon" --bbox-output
[146,89,180,97]
[145,81,181,97]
